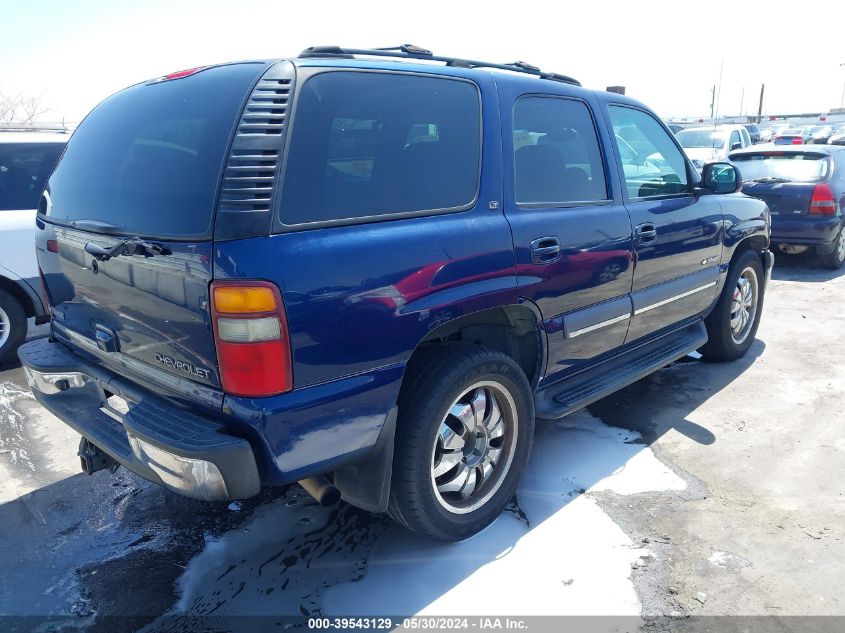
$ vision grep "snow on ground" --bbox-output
[155,411,686,624]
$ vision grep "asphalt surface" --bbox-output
[0,254,842,631]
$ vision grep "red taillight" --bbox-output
[210,280,292,397]
[809,183,837,215]
[46,239,58,253]
[792,137,803,145]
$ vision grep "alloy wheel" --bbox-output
[0,305,10,348]
[431,381,518,514]
[730,266,759,345]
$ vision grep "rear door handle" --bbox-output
[529,236,562,264]
[635,223,658,245]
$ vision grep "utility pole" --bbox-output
[840,63,845,109]
[710,85,716,120]
[757,84,765,123]
[739,86,745,118]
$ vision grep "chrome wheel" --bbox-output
[431,381,517,515]
[837,230,845,263]
[729,267,758,345]
[0,305,10,349]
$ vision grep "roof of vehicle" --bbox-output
[677,125,747,136]
[729,144,845,157]
[289,45,653,110]
[0,129,70,144]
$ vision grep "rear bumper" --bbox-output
[771,215,842,249]
[18,337,260,501]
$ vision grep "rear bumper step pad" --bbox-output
[17,337,260,501]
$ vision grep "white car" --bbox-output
[676,125,751,171]
[0,129,67,363]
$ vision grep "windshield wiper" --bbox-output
[84,237,171,262]
[750,177,791,184]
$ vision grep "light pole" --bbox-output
[840,63,845,109]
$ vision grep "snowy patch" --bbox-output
[156,411,686,623]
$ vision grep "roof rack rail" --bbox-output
[298,45,581,87]
[0,123,72,133]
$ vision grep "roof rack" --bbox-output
[298,44,581,87]
[0,123,72,133]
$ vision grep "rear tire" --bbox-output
[819,227,845,270]
[700,250,764,362]
[388,343,534,541]
[0,289,27,366]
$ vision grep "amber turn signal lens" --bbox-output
[212,286,277,314]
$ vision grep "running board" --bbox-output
[535,320,707,420]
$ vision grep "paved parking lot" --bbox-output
[0,256,842,630]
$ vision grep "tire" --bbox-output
[0,289,27,366]
[819,227,845,270]
[699,250,764,362]
[388,343,535,541]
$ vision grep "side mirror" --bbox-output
[701,162,741,194]
[730,141,743,151]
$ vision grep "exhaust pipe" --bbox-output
[298,476,341,506]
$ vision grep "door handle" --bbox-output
[529,236,562,264]
[635,223,658,245]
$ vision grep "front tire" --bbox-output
[389,343,534,541]
[0,289,27,366]
[819,227,845,270]
[700,250,764,361]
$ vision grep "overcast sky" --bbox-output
[2,0,844,123]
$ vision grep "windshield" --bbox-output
[44,63,265,239]
[676,129,726,149]
[732,152,831,183]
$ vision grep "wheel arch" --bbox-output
[411,303,546,388]
[0,275,38,319]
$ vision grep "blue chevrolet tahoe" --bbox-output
[20,46,772,541]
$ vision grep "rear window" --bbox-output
[0,142,64,211]
[279,72,481,225]
[677,129,726,149]
[44,63,265,239]
[731,152,831,183]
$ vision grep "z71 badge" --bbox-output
[154,353,211,380]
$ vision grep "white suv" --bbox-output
[676,124,751,171]
[0,129,68,364]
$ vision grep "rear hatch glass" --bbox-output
[732,151,830,216]
[44,62,265,239]
[38,63,266,398]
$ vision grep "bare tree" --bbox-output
[0,92,50,125]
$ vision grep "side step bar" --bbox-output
[535,320,707,420]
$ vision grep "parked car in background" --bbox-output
[743,124,761,144]
[774,131,804,145]
[808,125,835,144]
[758,128,775,143]
[676,124,751,170]
[731,145,845,269]
[667,123,684,135]
[829,130,845,146]
[0,128,67,363]
[18,47,772,541]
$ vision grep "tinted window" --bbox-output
[279,72,481,225]
[45,63,265,239]
[513,97,607,205]
[609,106,689,198]
[0,142,64,211]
